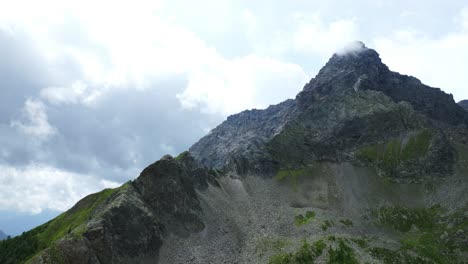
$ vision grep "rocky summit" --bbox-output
[1,42,467,264]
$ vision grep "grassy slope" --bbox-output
[0,187,121,264]
[266,204,467,264]
[357,129,433,176]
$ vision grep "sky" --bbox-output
[1,0,468,235]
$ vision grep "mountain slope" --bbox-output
[191,42,466,178]
[0,154,217,264]
[2,42,467,264]
[189,98,299,173]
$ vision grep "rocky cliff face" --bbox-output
[2,43,467,264]
[297,43,466,126]
[189,99,299,174]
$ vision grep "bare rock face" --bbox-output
[132,155,206,237]
[297,43,467,125]
[189,99,299,173]
[191,42,466,179]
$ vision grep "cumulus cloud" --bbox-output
[336,41,367,56]
[292,15,359,57]
[0,163,119,214]
[0,2,223,215]
[177,55,308,115]
[374,7,468,101]
[11,99,56,141]
[40,81,101,106]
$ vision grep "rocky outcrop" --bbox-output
[189,99,299,173]
[459,100,468,111]
[297,42,467,126]
[78,156,217,263]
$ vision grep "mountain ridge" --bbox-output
[1,42,467,264]
[191,43,467,175]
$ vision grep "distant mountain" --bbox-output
[0,230,7,240]
[459,100,468,111]
[2,42,467,264]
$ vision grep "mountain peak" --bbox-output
[295,42,466,125]
[324,41,385,76]
[296,42,389,109]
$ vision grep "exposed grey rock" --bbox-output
[352,74,368,92]
[297,43,467,125]
[189,99,299,172]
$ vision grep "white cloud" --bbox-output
[336,41,367,56]
[292,15,360,57]
[177,54,308,115]
[0,0,308,117]
[0,0,199,88]
[374,8,468,101]
[11,99,56,141]
[0,163,120,214]
[41,81,101,105]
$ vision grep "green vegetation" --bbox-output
[269,239,326,264]
[175,151,190,161]
[321,220,334,231]
[268,237,365,264]
[339,219,353,227]
[357,129,433,175]
[350,237,368,249]
[43,243,67,264]
[294,211,316,227]
[401,234,443,263]
[275,168,310,191]
[401,129,433,160]
[373,205,440,232]
[327,239,359,264]
[0,186,122,264]
[369,247,429,264]
[255,236,290,257]
[371,205,468,263]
